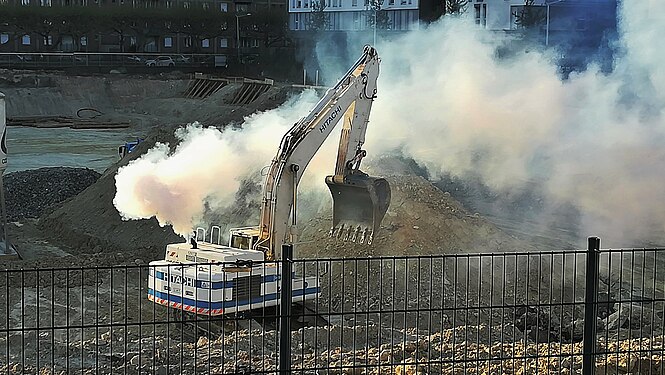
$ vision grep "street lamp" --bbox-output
[236,13,251,62]
[545,0,564,46]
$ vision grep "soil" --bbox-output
[297,174,537,259]
[0,70,662,374]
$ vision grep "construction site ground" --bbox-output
[0,69,575,268]
[1,70,662,373]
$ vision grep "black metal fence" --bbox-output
[1,237,664,374]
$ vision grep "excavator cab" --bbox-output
[325,172,390,245]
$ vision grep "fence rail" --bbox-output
[1,237,664,374]
[0,52,230,71]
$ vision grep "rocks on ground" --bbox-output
[6,167,100,221]
[1,324,663,374]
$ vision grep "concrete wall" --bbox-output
[0,74,190,118]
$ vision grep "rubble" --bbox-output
[1,324,663,374]
[5,167,100,221]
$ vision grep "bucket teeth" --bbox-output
[343,226,352,241]
[358,228,368,244]
[352,226,362,243]
[329,223,375,245]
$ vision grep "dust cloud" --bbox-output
[362,3,665,245]
[113,91,322,236]
[114,2,665,246]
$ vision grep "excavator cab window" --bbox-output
[231,234,251,250]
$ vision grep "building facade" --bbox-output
[472,0,617,35]
[288,0,422,32]
[0,0,286,56]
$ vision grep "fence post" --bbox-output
[278,244,293,374]
[583,236,601,375]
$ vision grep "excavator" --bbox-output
[147,45,390,323]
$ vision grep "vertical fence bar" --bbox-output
[583,236,601,375]
[279,244,293,374]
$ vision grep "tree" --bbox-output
[365,0,390,30]
[309,0,328,31]
[444,0,468,15]
[58,7,102,51]
[0,5,101,51]
[175,8,231,53]
[252,8,289,47]
[512,0,546,29]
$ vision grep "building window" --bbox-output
[80,36,87,46]
[482,4,486,27]
[219,38,228,47]
[236,3,248,12]
[388,0,393,4]
[220,2,228,11]
[43,35,53,46]
[164,36,173,47]
[144,39,157,52]
[21,0,29,5]
[352,0,356,6]
[202,39,210,48]
[474,4,486,27]
[21,35,30,45]
[61,35,74,51]
[166,0,172,7]
[0,34,8,45]
[202,2,209,9]
[40,0,51,6]
[130,36,137,46]
[185,37,192,48]
[296,0,301,7]
[183,1,190,8]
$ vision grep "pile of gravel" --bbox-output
[5,167,101,221]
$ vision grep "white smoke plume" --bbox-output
[114,2,665,246]
[361,3,665,246]
[113,90,324,236]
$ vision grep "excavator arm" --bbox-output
[253,46,390,260]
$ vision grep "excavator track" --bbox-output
[166,302,328,341]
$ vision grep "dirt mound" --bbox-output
[37,155,534,266]
[36,84,299,264]
[5,167,100,221]
[297,175,536,258]
[37,126,182,262]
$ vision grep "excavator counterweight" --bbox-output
[326,173,390,244]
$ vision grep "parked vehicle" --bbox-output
[145,56,175,67]
[197,55,227,68]
[118,138,144,159]
[174,55,191,64]
[127,55,145,63]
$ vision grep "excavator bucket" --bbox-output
[325,174,391,245]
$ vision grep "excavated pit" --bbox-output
[0,70,663,371]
